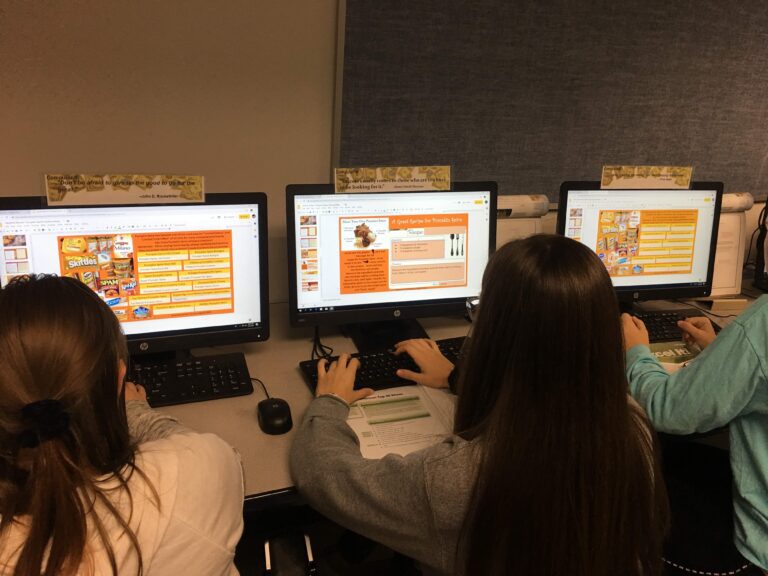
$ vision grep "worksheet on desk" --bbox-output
[649,340,699,373]
[346,385,456,459]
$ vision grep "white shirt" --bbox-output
[1,431,244,575]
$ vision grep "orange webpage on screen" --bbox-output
[58,230,234,321]
[596,209,698,277]
[339,214,468,295]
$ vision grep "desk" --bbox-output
[159,294,759,507]
[159,302,470,508]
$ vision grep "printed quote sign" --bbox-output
[46,174,205,205]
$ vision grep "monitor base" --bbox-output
[342,318,429,354]
[130,348,195,365]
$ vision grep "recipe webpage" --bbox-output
[562,188,718,288]
[0,204,263,335]
[293,191,492,312]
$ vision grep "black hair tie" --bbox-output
[19,399,71,448]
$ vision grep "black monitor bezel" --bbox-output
[556,181,724,302]
[286,182,498,327]
[0,193,270,354]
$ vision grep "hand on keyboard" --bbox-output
[621,313,650,350]
[316,353,374,404]
[393,339,454,388]
[298,336,466,392]
[124,381,147,402]
[677,316,717,350]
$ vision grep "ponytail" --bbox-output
[1,401,147,576]
[13,438,89,576]
[0,275,151,575]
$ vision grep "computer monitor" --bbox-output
[0,193,269,357]
[286,182,497,352]
[556,181,724,303]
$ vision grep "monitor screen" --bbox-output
[0,193,269,354]
[286,183,497,328]
[556,181,724,301]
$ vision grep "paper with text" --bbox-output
[347,385,455,459]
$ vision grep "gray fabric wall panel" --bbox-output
[339,1,768,200]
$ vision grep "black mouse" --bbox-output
[257,398,293,435]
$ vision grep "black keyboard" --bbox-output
[633,310,713,343]
[129,353,253,407]
[299,336,467,392]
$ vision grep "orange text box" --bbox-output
[340,250,389,294]
[642,210,697,225]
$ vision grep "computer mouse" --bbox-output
[257,398,293,435]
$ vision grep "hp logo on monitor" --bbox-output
[394,309,401,317]
[139,342,150,351]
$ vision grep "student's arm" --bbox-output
[126,400,192,444]
[290,395,445,570]
[626,320,767,434]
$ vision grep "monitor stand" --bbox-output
[128,348,249,370]
[342,318,429,354]
[130,348,196,366]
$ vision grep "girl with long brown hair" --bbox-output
[291,234,669,576]
[0,275,244,575]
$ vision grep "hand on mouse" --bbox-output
[316,353,374,405]
[393,339,453,388]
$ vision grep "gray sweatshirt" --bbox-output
[290,395,480,576]
[126,399,190,442]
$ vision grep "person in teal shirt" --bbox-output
[622,296,768,573]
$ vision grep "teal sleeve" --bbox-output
[626,321,767,434]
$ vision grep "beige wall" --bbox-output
[0,0,339,302]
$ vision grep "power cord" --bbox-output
[743,203,765,269]
[311,326,334,361]
[250,377,270,398]
[743,222,761,268]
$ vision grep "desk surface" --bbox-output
[159,303,470,504]
[158,294,758,505]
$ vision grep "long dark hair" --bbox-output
[455,235,668,576]
[0,275,148,576]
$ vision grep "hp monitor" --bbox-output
[286,182,497,351]
[557,181,723,303]
[0,193,269,357]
